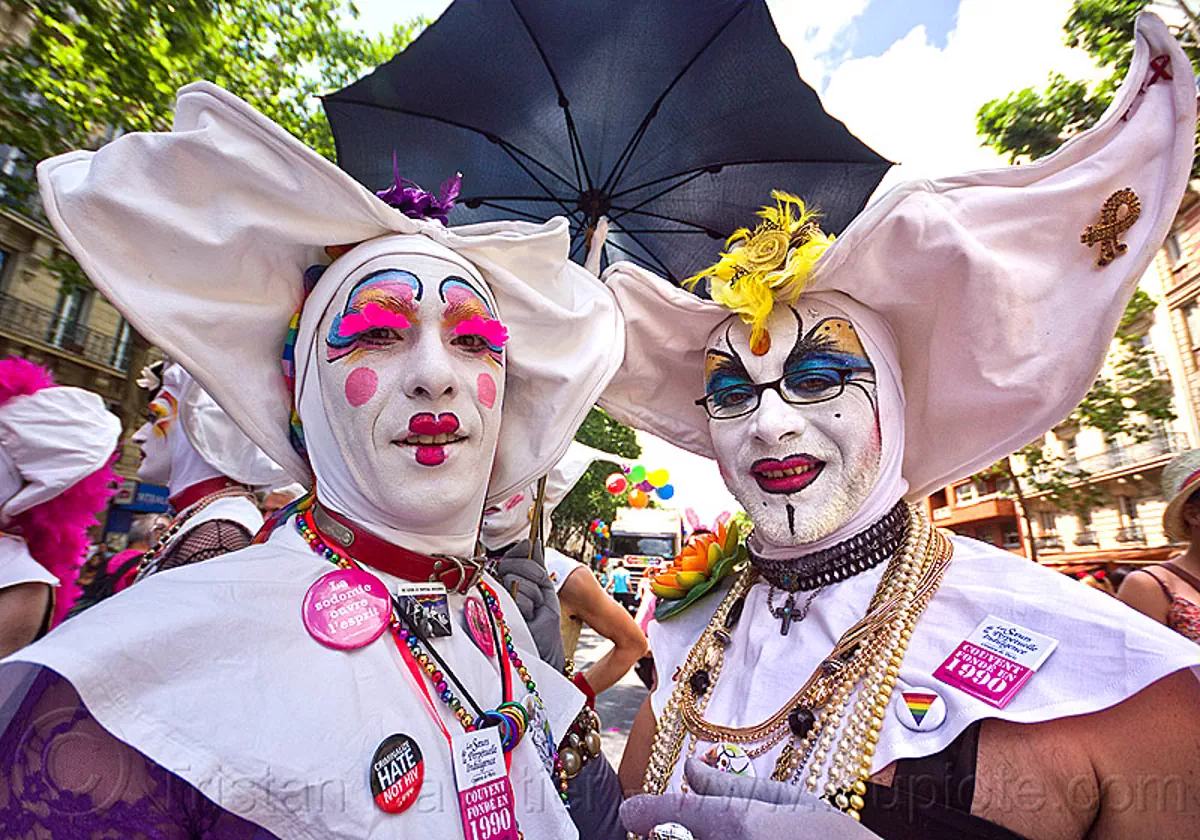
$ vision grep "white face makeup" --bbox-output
[131,389,178,485]
[317,253,507,523]
[703,301,882,546]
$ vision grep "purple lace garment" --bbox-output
[0,666,276,838]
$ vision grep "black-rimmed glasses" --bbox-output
[695,369,872,420]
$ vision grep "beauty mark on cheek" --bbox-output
[344,367,378,407]
[477,373,497,409]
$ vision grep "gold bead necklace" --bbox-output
[642,503,953,821]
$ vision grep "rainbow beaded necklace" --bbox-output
[295,508,570,805]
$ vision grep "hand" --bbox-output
[494,548,564,671]
[620,759,882,840]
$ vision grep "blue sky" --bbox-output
[824,0,959,63]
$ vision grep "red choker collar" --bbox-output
[306,503,485,594]
[170,477,250,512]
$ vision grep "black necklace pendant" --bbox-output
[788,706,816,738]
[751,500,909,592]
[772,594,799,636]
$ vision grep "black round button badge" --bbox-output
[370,734,424,814]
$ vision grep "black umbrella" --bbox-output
[324,0,890,284]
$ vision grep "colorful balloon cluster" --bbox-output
[604,463,676,507]
[589,519,610,539]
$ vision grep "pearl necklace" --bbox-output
[642,503,953,822]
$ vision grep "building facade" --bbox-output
[928,243,1198,579]
[0,206,149,477]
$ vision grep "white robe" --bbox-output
[648,535,1199,790]
[0,535,57,589]
[164,494,265,550]
[0,518,583,840]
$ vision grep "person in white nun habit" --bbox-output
[608,16,1200,840]
[0,357,120,654]
[481,442,643,840]
[0,82,622,839]
[482,440,648,700]
[129,360,288,579]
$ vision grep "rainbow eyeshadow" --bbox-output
[326,270,422,362]
[150,391,178,438]
[440,277,507,366]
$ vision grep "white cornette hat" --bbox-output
[480,440,634,550]
[37,83,624,506]
[0,386,120,523]
[599,14,1196,500]
[157,363,289,489]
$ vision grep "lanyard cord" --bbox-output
[390,593,490,721]
[484,590,512,704]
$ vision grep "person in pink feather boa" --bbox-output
[0,358,120,654]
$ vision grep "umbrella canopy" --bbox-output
[324,0,891,284]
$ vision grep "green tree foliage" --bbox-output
[968,3,1190,544]
[975,1,1199,175]
[0,0,422,212]
[550,407,642,553]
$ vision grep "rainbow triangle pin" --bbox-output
[894,686,946,732]
[903,692,938,725]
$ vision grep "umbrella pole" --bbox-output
[583,216,609,277]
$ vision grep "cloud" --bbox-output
[798,0,1108,189]
[766,0,872,89]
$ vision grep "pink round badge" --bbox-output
[463,596,495,656]
[302,567,391,650]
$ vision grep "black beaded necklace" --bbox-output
[750,499,909,593]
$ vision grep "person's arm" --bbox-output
[619,696,657,797]
[560,567,648,694]
[0,582,51,658]
[1116,569,1171,625]
[1087,669,1200,838]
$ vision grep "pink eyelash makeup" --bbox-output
[440,277,507,366]
[336,303,411,338]
[326,270,421,362]
[454,315,509,348]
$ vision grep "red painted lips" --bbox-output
[750,454,824,494]
[399,413,465,467]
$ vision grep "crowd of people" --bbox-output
[0,12,1192,840]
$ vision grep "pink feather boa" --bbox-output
[0,358,120,627]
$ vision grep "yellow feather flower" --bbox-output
[685,191,834,354]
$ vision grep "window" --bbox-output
[47,286,88,349]
[109,318,132,371]
[1166,231,1183,264]
[1002,528,1022,549]
[1185,300,1200,349]
[1118,496,1139,522]
[929,489,948,509]
[954,482,978,505]
[1038,511,1057,534]
[0,146,17,177]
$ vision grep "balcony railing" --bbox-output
[1116,524,1147,544]
[0,291,127,371]
[1059,431,1188,474]
[1073,530,1099,546]
[1033,533,1064,550]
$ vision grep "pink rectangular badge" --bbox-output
[453,727,519,840]
[933,615,1058,709]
